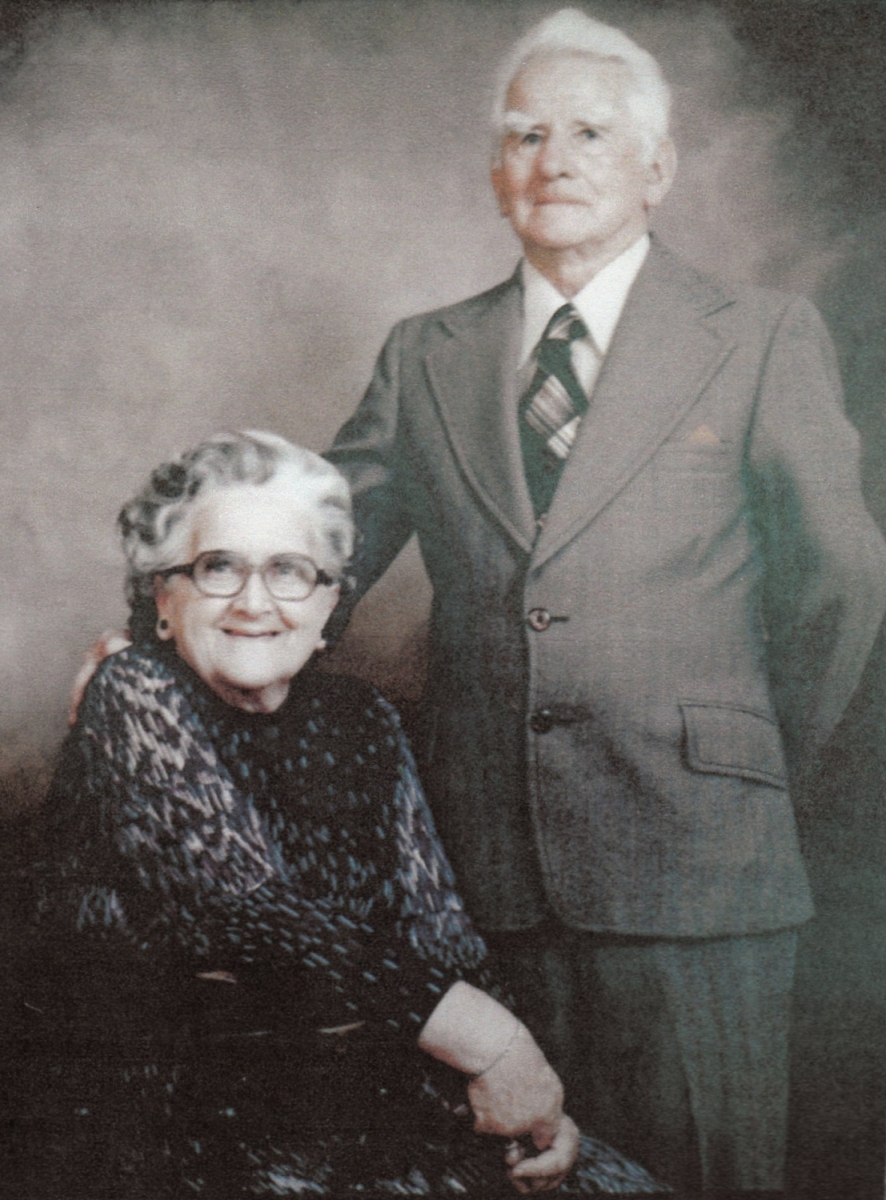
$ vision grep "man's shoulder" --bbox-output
[648,240,821,330]
[391,271,521,339]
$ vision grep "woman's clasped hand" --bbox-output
[419,980,579,1191]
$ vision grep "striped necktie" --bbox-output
[520,303,591,517]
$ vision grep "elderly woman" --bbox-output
[27,431,662,1198]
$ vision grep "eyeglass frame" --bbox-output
[153,549,339,602]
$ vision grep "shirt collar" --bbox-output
[519,233,650,366]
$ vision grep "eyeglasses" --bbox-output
[155,550,338,602]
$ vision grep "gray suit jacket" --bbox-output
[328,242,886,937]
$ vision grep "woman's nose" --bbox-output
[230,570,275,615]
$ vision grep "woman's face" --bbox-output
[154,483,340,713]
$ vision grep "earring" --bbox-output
[156,617,171,639]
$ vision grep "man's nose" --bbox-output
[536,132,576,178]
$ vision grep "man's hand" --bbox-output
[68,629,131,724]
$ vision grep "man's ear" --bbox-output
[644,137,677,210]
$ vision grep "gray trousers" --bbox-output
[485,924,798,1195]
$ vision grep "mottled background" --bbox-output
[0,1,884,1195]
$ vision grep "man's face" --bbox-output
[491,52,674,268]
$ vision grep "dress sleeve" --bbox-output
[56,653,495,1031]
[373,697,499,1027]
[56,654,427,1026]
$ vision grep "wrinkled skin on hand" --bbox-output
[466,1025,563,1143]
[466,1024,577,1191]
[505,1116,581,1193]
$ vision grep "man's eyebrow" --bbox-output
[501,110,541,136]
[500,108,618,137]
[572,115,613,130]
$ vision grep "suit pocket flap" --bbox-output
[679,702,788,788]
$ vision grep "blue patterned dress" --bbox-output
[25,644,663,1197]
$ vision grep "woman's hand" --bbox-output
[466,1021,563,1146]
[418,981,569,1158]
[505,1115,580,1193]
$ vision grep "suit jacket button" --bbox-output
[527,608,551,632]
[530,708,554,734]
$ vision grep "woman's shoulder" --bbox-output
[284,670,408,789]
[304,669,403,734]
[77,643,200,743]
[88,641,180,694]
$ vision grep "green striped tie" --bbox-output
[520,303,589,517]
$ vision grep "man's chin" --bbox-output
[523,215,600,253]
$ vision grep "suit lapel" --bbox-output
[532,245,737,570]
[425,274,537,552]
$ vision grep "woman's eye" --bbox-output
[579,128,599,141]
[203,554,236,574]
[521,131,543,146]
[272,557,313,583]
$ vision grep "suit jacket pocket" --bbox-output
[652,440,732,475]
[679,701,788,789]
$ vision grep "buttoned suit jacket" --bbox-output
[327,242,886,937]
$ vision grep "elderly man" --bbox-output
[326,8,886,1196]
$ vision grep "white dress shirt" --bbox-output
[519,234,650,396]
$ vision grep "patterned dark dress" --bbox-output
[23,644,663,1198]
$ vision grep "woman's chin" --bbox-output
[172,639,316,710]
[209,674,292,713]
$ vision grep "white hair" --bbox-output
[119,430,354,638]
[491,8,672,164]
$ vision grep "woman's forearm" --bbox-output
[417,980,523,1075]
[418,980,566,1151]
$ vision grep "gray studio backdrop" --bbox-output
[2,0,876,807]
[2,3,885,1196]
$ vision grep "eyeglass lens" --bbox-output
[193,551,319,600]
